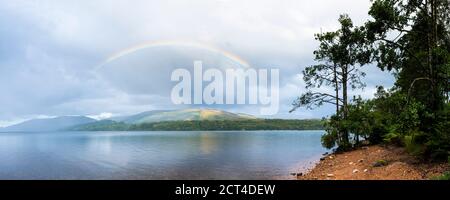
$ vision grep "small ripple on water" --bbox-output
[0,130,327,179]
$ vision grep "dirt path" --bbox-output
[298,145,449,180]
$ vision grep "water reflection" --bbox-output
[0,131,326,180]
[199,132,218,155]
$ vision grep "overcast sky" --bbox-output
[0,0,395,126]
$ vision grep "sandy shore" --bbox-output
[297,145,449,180]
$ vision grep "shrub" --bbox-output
[432,172,450,180]
[321,132,337,149]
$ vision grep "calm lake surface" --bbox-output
[0,130,326,180]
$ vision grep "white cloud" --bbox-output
[87,112,114,120]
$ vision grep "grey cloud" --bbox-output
[0,0,394,125]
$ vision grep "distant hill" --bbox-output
[69,120,129,131]
[128,119,324,131]
[69,119,324,131]
[116,109,257,124]
[1,116,96,132]
[2,109,324,132]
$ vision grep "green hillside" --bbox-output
[68,119,324,131]
[116,109,256,124]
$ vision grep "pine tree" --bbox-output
[292,14,371,149]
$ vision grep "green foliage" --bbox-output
[321,131,338,149]
[71,119,324,131]
[321,95,391,150]
[424,103,450,159]
[310,0,450,160]
[373,159,388,167]
[293,14,372,151]
[365,0,450,160]
[130,119,324,131]
[68,120,130,131]
[404,134,424,155]
[372,88,450,159]
[291,14,370,112]
[432,171,450,180]
[383,129,402,145]
[345,97,376,144]
[322,114,353,151]
[319,85,449,160]
[397,101,424,133]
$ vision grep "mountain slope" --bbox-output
[1,116,96,132]
[68,120,129,131]
[118,109,257,124]
[70,119,324,131]
[1,109,258,132]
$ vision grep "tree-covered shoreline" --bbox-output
[68,119,324,131]
[292,0,450,163]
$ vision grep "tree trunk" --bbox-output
[427,0,438,111]
[334,64,340,115]
[342,65,350,147]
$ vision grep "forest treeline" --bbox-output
[69,119,324,131]
[291,0,450,161]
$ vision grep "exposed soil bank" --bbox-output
[298,145,449,180]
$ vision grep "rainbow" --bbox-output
[95,40,251,70]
